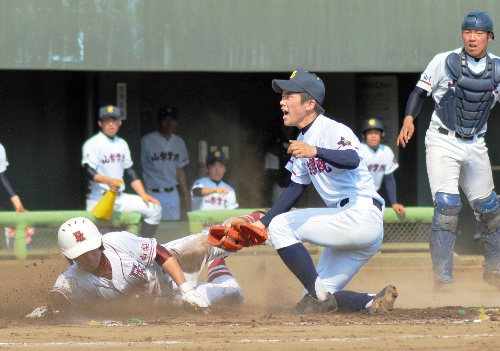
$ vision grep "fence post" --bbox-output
[14,225,27,260]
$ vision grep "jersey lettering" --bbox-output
[307,158,332,175]
[102,153,126,164]
[128,263,147,282]
[141,243,150,252]
[151,152,180,162]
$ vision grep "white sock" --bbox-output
[315,277,328,301]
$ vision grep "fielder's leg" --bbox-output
[430,192,461,288]
[472,191,500,290]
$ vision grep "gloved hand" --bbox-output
[179,282,210,314]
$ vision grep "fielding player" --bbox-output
[251,69,398,315]
[397,11,500,289]
[82,105,161,237]
[359,118,406,216]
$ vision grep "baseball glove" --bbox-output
[208,223,268,252]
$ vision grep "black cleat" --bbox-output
[291,292,338,315]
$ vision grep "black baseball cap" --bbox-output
[206,151,226,165]
[272,69,325,106]
[99,105,123,120]
[158,106,178,122]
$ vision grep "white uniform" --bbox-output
[358,143,398,191]
[82,132,161,225]
[141,131,189,220]
[268,115,385,292]
[417,48,500,202]
[51,231,242,307]
[0,143,8,173]
[190,177,239,211]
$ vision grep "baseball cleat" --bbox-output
[369,285,398,315]
[291,292,338,315]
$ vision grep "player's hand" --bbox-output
[392,203,406,216]
[107,178,123,192]
[179,282,210,314]
[10,195,28,214]
[288,140,317,158]
[397,116,415,148]
[142,194,161,207]
[215,187,229,195]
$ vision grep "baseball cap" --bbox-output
[158,106,178,122]
[99,105,123,120]
[206,151,226,165]
[272,69,325,106]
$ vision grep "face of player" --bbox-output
[280,91,315,129]
[159,117,178,136]
[206,161,226,182]
[98,117,122,138]
[365,129,382,150]
[73,248,102,272]
[462,29,493,58]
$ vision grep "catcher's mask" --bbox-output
[58,217,102,259]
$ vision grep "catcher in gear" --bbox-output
[26,210,268,319]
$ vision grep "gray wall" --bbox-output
[1,0,498,72]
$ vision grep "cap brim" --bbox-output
[272,79,306,94]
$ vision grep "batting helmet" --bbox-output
[462,11,494,40]
[362,118,385,135]
[58,217,102,259]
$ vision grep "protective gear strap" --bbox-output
[315,148,360,170]
[405,86,427,119]
[125,167,139,182]
[155,244,172,267]
[83,164,98,181]
[0,172,16,198]
[384,173,398,205]
[432,193,462,232]
[473,191,500,234]
[260,181,307,228]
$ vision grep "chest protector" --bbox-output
[436,51,500,137]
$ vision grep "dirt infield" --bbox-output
[1,248,499,350]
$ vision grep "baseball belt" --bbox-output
[151,187,175,193]
[438,127,484,141]
[331,197,383,212]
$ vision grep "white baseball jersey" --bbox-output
[269,115,385,293]
[286,115,382,206]
[51,231,241,307]
[417,48,500,134]
[82,132,132,193]
[141,131,189,189]
[190,178,239,211]
[359,143,398,191]
[416,48,500,201]
[0,143,8,173]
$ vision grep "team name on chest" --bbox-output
[151,152,180,162]
[307,158,332,175]
[367,163,386,172]
[101,153,126,164]
[128,262,148,283]
[204,195,229,207]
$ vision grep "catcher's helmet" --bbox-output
[58,217,102,259]
[362,118,385,135]
[462,11,494,40]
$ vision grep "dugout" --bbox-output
[1,1,499,255]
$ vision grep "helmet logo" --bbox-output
[369,119,376,126]
[73,231,86,243]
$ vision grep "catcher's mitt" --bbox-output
[208,223,268,252]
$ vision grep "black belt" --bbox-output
[334,198,383,212]
[151,187,175,193]
[438,127,484,141]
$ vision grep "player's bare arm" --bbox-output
[130,179,161,206]
[288,140,317,158]
[177,167,191,210]
[397,116,415,148]
[10,195,27,214]
[201,187,229,196]
[93,174,122,192]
